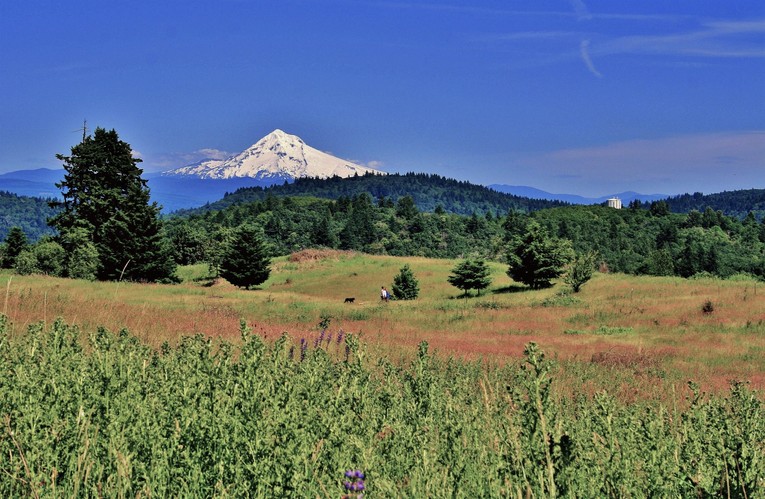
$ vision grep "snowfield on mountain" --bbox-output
[164,129,384,180]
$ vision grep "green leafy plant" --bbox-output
[565,250,598,293]
[0,319,762,497]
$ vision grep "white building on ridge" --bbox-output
[607,197,622,209]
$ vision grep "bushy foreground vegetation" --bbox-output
[1,317,762,497]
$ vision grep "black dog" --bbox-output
[344,297,355,303]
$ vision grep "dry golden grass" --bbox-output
[3,253,765,397]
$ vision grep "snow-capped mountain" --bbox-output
[164,129,384,180]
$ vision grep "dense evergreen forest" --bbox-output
[165,194,765,279]
[180,173,765,221]
[183,172,568,216]
[0,191,58,241]
[664,189,765,219]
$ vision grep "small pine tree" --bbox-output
[2,227,28,269]
[447,258,492,297]
[392,264,419,300]
[507,222,574,289]
[219,224,271,289]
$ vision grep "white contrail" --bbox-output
[580,40,603,77]
[569,0,592,20]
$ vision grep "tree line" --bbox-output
[164,194,765,281]
[182,171,568,216]
[3,127,765,286]
[663,189,765,220]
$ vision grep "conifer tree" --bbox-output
[507,221,574,289]
[219,224,271,289]
[447,258,492,296]
[49,128,177,282]
[392,264,419,300]
[2,227,28,268]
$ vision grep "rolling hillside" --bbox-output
[185,172,569,216]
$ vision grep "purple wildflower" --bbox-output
[343,469,366,495]
[345,470,365,479]
[300,338,307,362]
[337,330,344,344]
[343,480,365,492]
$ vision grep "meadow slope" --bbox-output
[2,249,764,398]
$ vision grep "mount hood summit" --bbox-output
[164,129,384,180]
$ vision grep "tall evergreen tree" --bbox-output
[395,196,419,220]
[49,128,177,282]
[310,208,338,247]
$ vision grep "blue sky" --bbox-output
[0,0,763,196]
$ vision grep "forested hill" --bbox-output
[181,172,568,216]
[0,191,58,241]
[664,189,765,219]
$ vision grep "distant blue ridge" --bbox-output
[0,167,684,213]
[488,184,669,205]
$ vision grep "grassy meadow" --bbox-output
[2,249,765,496]
[2,248,764,398]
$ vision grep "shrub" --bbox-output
[564,251,597,293]
[540,289,581,307]
[702,300,714,314]
[33,240,66,276]
[13,249,38,275]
